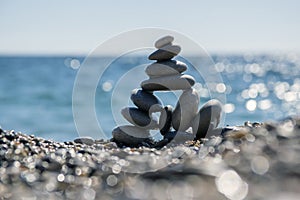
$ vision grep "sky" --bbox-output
[0,0,300,55]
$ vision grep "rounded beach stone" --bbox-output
[130,89,162,112]
[141,74,195,91]
[155,35,174,49]
[164,131,194,144]
[112,125,150,146]
[74,137,95,145]
[192,99,222,139]
[172,88,199,131]
[148,45,181,61]
[121,107,158,129]
[145,60,187,78]
[159,105,173,135]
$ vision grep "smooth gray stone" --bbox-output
[159,105,173,135]
[121,107,158,129]
[192,99,222,139]
[141,74,195,91]
[164,131,194,144]
[148,44,181,61]
[112,125,150,146]
[74,137,95,145]
[172,88,199,131]
[130,89,162,112]
[155,35,174,48]
[145,60,187,78]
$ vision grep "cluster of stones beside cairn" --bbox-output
[112,36,223,147]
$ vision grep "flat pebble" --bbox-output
[112,125,150,146]
[155,35,174,48]
[74,137,95,145]
[141,74,195,91]
[148,45,181,61]
[145,60,187,77]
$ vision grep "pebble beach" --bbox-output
[1,116,300,200]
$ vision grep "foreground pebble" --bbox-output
[1,117,300,199]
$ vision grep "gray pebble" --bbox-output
[131,89,162,112]
[148,45,181,61]
[172,88,199,131]
[155,35,174,49]
[74,137,95,145]
[121,107,158,129]
[145,60,187,78]
[192,99,222,139]
[159,105,173,135]
[141,74,195,91]
[112,125,150,146]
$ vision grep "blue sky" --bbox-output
[0,0,300,55]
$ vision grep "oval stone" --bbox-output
[192,99,222,139]
[141,74,195,91]
[121,107,158,129]
[148,45,181,61]
[159,105,173,135]
[74,137,94,145]
[130,89,162,112]
[172,88,199,131]
[145,60,187,78]
[112,125,150,147]
[155,35,174,48]
[164,131,195,144]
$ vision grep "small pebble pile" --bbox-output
[1,117,300,199]
[112,36,222,147]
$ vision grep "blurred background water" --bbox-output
[0,54,299,141]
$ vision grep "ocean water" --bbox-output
[0,54,299,142]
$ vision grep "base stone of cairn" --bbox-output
[112,35,223,147]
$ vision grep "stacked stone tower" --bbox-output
[112,36,222,147]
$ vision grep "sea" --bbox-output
[0,54,299,142]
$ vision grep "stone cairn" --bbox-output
[112,36,222,147]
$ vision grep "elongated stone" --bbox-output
[164,131,194,144]
[121,107,158,129]
[74,137,94,145]
[159,105,173,135]
[145,60,187,78]
[148,45,181,61]
[112,125,150,147]
[155,35,174,48]
[172,88,199,131]
[192,99,222,139]
[141,74,195,91]
[130,89,162,112]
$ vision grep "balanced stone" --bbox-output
[155,35,174,48]
[145,60,187,78]
[172,88,199,131]
[148,44,181,61]
[141,74,195,91]
[130,89,162,112]
[121,107,158,129]
[112,125,150,146]
[164,131,195,144]
[159,105,173,135]
[192,99,222,139]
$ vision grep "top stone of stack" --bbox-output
[148,36,181,61]
[154,35,174,48]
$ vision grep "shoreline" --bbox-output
[0,117,300,199]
